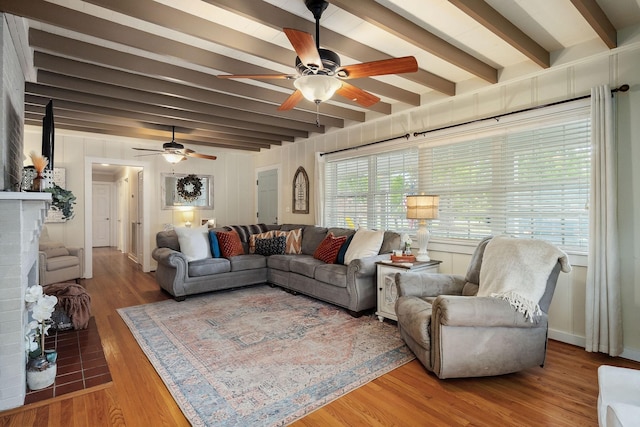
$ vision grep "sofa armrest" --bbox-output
[396,272,466,298]
[347,254,391,277]
[152,247,188,269]
[432,295,544,328]
[67,247,85,277]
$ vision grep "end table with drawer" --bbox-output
[375,259,441,322]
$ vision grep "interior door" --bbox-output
[257,169,278,225]
[92,182,111,247]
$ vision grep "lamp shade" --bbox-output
[162,152,186,164]
[294,75,342,103]
[406,194,439,220]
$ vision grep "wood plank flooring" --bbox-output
[1,247,639,426]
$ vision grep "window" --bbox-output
[323,100,591,252]
[324,149,418,231]
[424,118,591,251]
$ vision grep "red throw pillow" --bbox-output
[216,230,245,258]
[313,233,347,264]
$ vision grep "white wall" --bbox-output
[254,27,640,359]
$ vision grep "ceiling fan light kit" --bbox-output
[294,75,342,103]
[162,152,187,164]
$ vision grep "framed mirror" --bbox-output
[162,173,214,209]
[292,166,309,214]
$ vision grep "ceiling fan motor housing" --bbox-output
[163,140,184,151]
[296,48,341,75]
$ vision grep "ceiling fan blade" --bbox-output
[337,56,418,79]
[283,28,322,70]
[217,73,294,80]
[278,90,304,111]
[336,82,380,107]
[185,152,217,160]
[132,148,164,152]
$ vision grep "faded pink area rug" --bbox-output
[118,285,414,426]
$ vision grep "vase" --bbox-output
[31,173,46,192]
[26,354,57,390]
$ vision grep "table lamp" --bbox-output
[406,194,439,262]
[183,210,194,228]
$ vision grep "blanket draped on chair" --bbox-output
[44,283,92,329]
[478,236,571,322]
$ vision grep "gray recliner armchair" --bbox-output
[395,236,567,379]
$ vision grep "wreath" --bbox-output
[176,174,202,202]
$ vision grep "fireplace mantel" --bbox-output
[0,192,51,410]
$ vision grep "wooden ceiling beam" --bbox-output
[25,82,310,140]
[29,29,362,123]
[329,0,497,83]
[24,104,275,149]
[31,47,346,129]
[448,0,550,68]
[570,0,617,49]
[24,94,288,144]
[34,70,324,135]
[205,0,454,97]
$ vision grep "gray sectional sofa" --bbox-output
[152,224,400,316]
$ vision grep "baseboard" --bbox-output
[549,328,640,363]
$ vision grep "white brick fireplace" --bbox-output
[0,193,50,410]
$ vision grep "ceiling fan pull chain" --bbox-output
[315,100,321,127]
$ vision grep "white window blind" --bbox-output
[423,117,591,250]
[324,149,418,230]
[323,101,591,252]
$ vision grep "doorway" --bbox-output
[257,168,279,225]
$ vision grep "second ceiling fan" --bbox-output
[217,0,418,111]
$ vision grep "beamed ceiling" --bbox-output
[2,0,640,153]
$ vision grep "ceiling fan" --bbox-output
[132,126,217,164]
[217,0,418,111]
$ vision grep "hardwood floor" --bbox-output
[2,247,639,426]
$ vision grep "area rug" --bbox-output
[118,285,414,426]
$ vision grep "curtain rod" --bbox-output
[320,84,629,157]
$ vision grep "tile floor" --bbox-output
[24,317,112,404]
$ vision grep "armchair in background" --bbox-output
[394,235,569,379]
[38,226,84,286]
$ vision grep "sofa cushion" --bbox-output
[314,233,347,264]
[344,228,385,264]
[380,230,402,255]
[224,224,269,243]
[217,230,245,258]
[229,254,267,272]
[255,236,286,256]
[290,256,325,278]
[43,247,70,258]
[336,234,354,265]
[46,255,80,272]
[188,258,231,277]
[175,226,212,261]
[302,226,328,255]
[274,228,303,254]
[249,231,275,253]
[208,231,222,258]
[314,263,348,288]
[267,254,294,272]
[156,230,180,251]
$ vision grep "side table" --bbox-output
[375,259,441,322]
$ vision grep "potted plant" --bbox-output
[24,285,58,390]
[45,184,76,220]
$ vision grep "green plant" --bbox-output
[45,184,76,220]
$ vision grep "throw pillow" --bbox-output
[336,234,354,265]
[216,230,245,258]
[208,230,221,258]
[313,233,347,264]
[249,230,275,253]
[274,228,303,254]
[344,228,385,264]
[174,226,212,261]
[255,236,286,256]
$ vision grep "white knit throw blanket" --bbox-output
[478,236,572,322]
